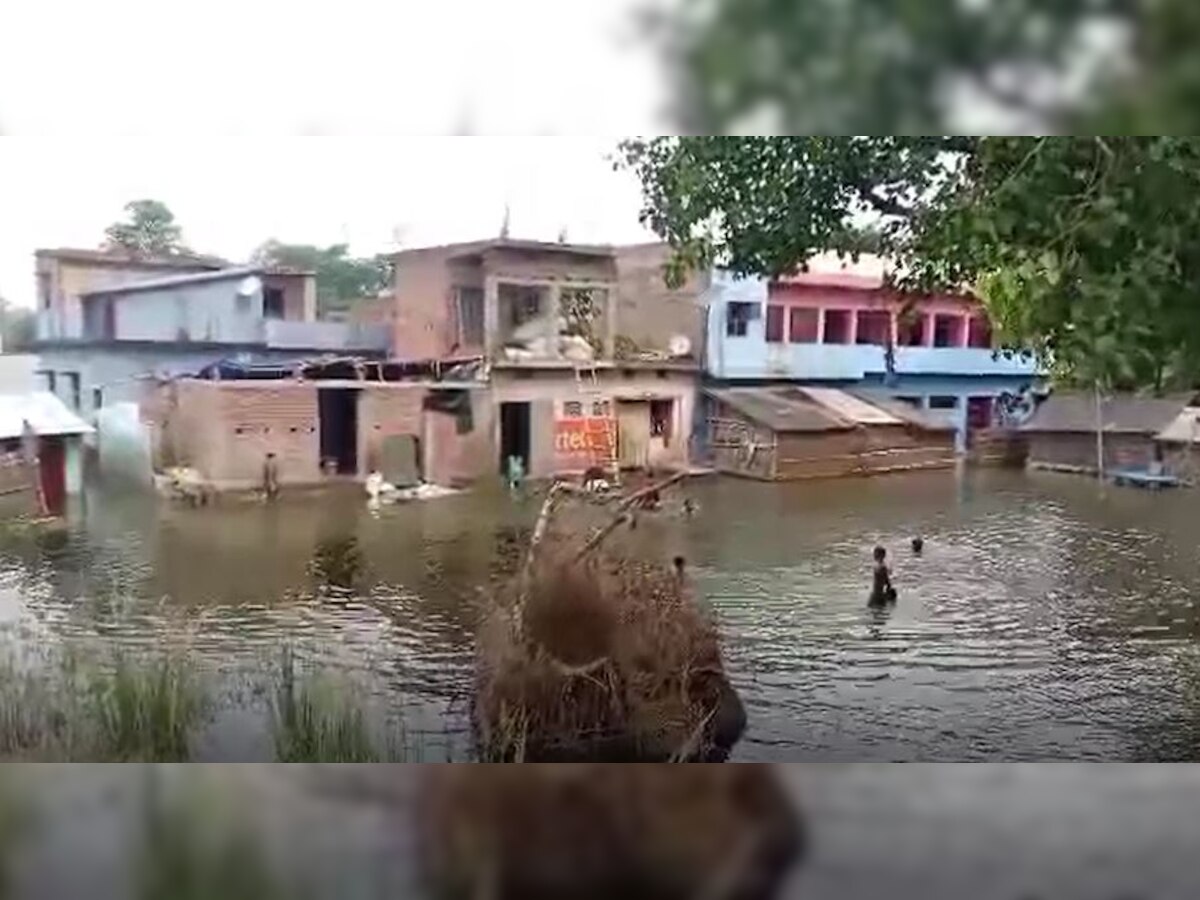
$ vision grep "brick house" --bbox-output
[388,239,706,480]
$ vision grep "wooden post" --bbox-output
[1094,381,1105,482]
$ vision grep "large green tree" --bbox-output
[104,199,189,256]
[649,0,1200,133]
[252,241,391,319]
[620,136,1200,393]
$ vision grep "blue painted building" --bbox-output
[702,258,1042,451]
[32,251,391,419]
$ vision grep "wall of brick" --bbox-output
[423,389,497,486]
[392,247,456,361]
[614,243,708,358]
[357,384,425,473]
[491,367,698,478]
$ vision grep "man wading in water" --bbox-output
[868,546,897,606]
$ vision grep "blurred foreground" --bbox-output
[1,765,1198,900]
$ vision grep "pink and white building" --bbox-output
[703,254,1042,450]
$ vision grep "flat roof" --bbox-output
[36,247,229,269]
[80,265,313,299]
[393,237,615,261]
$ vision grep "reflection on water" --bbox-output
[3,470,1200,761]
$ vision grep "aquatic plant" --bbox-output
[0,652,207,762]
[270,648,398,763]
[87,656,207,762]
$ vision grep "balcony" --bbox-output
[263,319,391,353]
[710,325,1039,381]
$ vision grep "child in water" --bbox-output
[869,546,897,605]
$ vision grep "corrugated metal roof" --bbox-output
[1157,408,1200,444]
[0,392,93,439]
[845,390,958,432]
[800,386,902,425]
[1021,392,1194,435]
[706,387,850,433]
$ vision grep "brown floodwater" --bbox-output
[2,468,1200,761]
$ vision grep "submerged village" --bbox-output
[1,193,1200,768]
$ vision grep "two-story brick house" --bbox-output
[389,239,706,480]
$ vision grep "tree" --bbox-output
[619,136,1200,394]
[252,241,391,319]
[0,297,35,353]
[104,200,189,256]
[646,0,1200,134]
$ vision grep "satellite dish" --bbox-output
[668,334,692,358]
[237,276,262,297]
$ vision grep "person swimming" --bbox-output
[911,536,924,555]
[869,546,897,605]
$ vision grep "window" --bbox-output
[591,400,611,417]
[789,308,820,343]
[64,372,81,411]
[263,287,286,319]
[855,310,891,346]
[93,387,104,410]
[765,305,786,343]
[563,400,584,418]
[967,316,992,348]
[725,301,758,337]
[898,314,926,346]
[456,287,485,346]
[37,272,52,310]
[896,396,922,407]
[929,396,958,410]
[933,314,962,347]
[823,309,852,344]
[650,399,674,442]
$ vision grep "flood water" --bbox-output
[3,468,1200,762]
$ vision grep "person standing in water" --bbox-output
[263,452,280,502]
[911,536,924,555]
[869,546,896,605]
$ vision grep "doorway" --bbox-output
[318,388,359,475]
[38,437,66,516]
[617,400,651,469]
[499,402,531,475]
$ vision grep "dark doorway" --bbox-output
[318,388,359,475]
[499,402,531,474]
[263,287,286,319]
[38,437,67,516]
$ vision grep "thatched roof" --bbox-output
[1021,392,1196,435]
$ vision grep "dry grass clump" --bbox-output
[417,765,804,900]
[474,539,743,762]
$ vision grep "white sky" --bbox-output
[0,0,669,307]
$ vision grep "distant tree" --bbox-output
[0,297,35,352]
[252,241,391,319]
[104,200,189,256]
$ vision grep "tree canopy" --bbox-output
[104,199,189,256]
[620,136,1200,393]
[650,0,1200,133]
[0,296,34,353]
[252,241,391,319]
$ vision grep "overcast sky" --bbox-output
[0,0,668,308]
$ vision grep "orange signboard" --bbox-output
[554,416,615,469]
